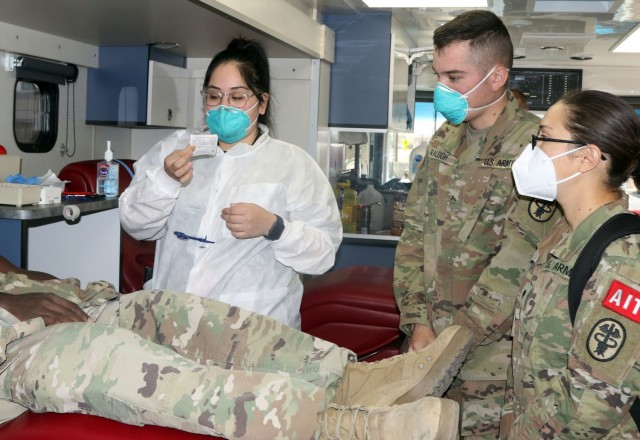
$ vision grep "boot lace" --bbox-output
[323,405,372,440]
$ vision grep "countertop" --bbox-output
[343,232,400,246]
[0,198,118,220]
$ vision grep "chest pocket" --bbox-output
[569,271,640,388]
[456,165,513,242]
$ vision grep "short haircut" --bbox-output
[433,10,513,72]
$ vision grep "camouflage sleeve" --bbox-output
[394,160,429,336]
[554,265,640,437]
[454,195,560,344]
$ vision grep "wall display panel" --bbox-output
[508,69,582,110]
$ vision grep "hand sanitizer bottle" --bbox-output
[97,141,119,197]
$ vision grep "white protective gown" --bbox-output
[119,126,342,328]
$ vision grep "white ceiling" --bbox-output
[0,0,311,59]
[0,0,639,68]
[290,0,640,67]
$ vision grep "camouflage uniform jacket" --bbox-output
[509,196,640,438]
[394,92,557,352]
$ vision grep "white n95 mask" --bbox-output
[512,143,584,201]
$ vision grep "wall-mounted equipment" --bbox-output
[508,68,583,111]
[13,56,78,85]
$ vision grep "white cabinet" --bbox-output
[147,61,189,127]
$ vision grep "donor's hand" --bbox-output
[408,323,438,352]
[0,292,89,326]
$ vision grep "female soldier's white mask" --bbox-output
[512,143,584,201]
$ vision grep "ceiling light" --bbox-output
[530,0,623,13]
[362,0,488,7]
[612,23,640,53]
[151,42,181,50]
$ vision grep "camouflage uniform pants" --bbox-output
[445,339,511,440]
[0,290,353,439]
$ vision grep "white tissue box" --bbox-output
[39,186,62,205]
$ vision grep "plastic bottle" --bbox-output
[97,140,119,198]
[357,182,384,233]
[336,181,358,233]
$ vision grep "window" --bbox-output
[13,80,58,153]
[386,91,445,182]
[11,55,77,153]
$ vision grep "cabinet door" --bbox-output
[147,61,189,128]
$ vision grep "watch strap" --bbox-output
[265,214,285,241]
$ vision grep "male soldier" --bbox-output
[394,10,559,439]
[0,256,471,439]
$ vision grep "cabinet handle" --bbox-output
[167,108,173,121]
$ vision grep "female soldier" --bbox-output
[504,89,640,438]
[119,38,341,328]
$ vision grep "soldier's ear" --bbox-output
[491,66,510,91]
[577,144,605,173]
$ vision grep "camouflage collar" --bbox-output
[550,196,630,263]
[436,95,538,162]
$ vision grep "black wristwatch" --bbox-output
[265,215,285,241]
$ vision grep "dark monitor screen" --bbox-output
[508,68,582,111]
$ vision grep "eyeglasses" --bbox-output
[174,231,214,244]
[531,134,606,161]
[200,88,261,108]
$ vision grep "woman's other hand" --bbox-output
[221,203,277,239]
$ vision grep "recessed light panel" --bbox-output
[363,0,488,7]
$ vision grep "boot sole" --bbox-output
[394,326,473,405]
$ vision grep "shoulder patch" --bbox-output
[603,280,640,323]
[527,199,557,223]
[587,318,626,362]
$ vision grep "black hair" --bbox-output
[203,37,271,128]
[558,90,640,190]
[433,10,513,73]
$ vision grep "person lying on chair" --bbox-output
[0,256,472,439]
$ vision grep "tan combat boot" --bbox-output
[321,396,459,440]
[333,325,473,407]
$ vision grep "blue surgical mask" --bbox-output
[205,101,259,144]
[434,66,504,125]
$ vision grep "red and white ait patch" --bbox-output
[603,280,640,323]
